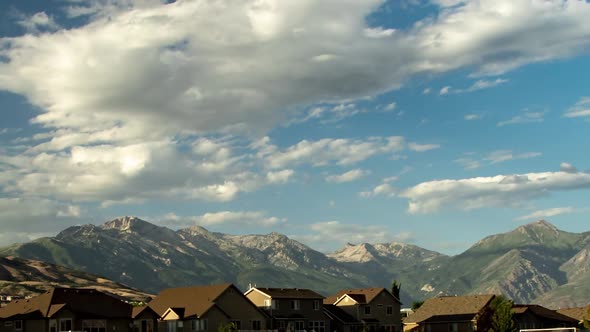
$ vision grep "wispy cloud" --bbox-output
[515,207,577,221]
[159,211,287,228]
[497,110,545,127]
[564,97,590,118]
[455,150,541,170]
[326,169,370,183]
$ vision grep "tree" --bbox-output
[411,300,424,311]
[391,280,401,299]
[218,322,237,332]
[489,296,517,332]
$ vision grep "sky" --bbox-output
[0,0,589,255]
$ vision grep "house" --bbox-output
[402,295,496,332]
[557,307,590,331]
[512,304,579,330]
[244,287,329,332]
[323,304,363,332]
[325,288,401,332]
[0,287,155,332]
[148,283,268,332]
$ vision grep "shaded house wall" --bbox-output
[158,306,228,332]
[336,292,401,332]
[0,319,45,332]
[216,288,267,330]
[419,321,475,332]
[514,312,577,330]
[133,309,160,332]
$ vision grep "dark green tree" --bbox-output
[391,280,401,299]
[411,300,424,311]
[489,296,517,332]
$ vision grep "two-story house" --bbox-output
[325,288,401,332]
[148,283,268,332]
[244,287,328,332]
[512,304,579,330]
[0,288,157,332]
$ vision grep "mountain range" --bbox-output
[1,216,589,309]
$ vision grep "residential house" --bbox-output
[557,307,590,331]
[325,288,401,332]
[0,287,155,332]
[244,287,329,332]
[402,295,496,332]
[512,304,579,330]
[323,304,363,332]
[148,283,268,332]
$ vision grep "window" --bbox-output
[364,306,371,315]
[264,299,278,309]
[14,320,22,330]
[59,319,72,332]
[295,321,305,331]
[377,304,383,308]
[167,321,177,332]
[386,306,393,315]
[49,320,57,332]
[291,300,300,310]
[449,323,458,332]
[82,319,106,332]
[4,322,12,327]
[251,320,261,330]
[313,300,320,311]
[309,321,325,332]
[191,319,208,331]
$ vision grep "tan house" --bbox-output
[244,287,328,332]
[148,283,268,332]
[325,288,401,332]
[512,304,579,330]
[557,306,590,331]
[0,287,154,332]
[402,295,495,332]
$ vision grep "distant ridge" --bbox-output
[1,217,589,308]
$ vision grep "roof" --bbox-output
[557,307,589,322]
[404,294,495,324]
[323,304,361,324]
[512,304,579,324]
[246,287,324,299]
[0,288,133,320]
[330,288,399,305]
[148,283,235,318]
[131,305,159,319]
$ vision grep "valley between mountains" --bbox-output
[1,216,589,309]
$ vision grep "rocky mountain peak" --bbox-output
[328,242,377,263]
[520,220,558,232]
[100,216,153,232]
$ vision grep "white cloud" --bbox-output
[454,157,481,170]
[449,78,508,94]
[560,162,578,173]
[17,12,60,33]
[564,97,590,118]
[464,114,481,120]
[260,136,405,169]
[383,102,397,111]
[422,88,432,95]
[515,207,576,221]
[400,167,590,214]
[326,169,369,183]
[408,142,441,152]
[360,183,396,198]
[293,220,408,251]
[439,86,451,95]
[484,150,541,164]
[497,111,545,126]
[0,198,83,235]
[266,169,295,184]
[158,211,286,229]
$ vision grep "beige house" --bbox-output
[402,295,495,332]
[244,287,328,332]
[325,288,401,332]
[0,287,153,332]
[148,283,268,332]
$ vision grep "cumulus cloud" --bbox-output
[293,220,409,251]
[560,162,578,173]
[325,169,369,183]
[564,96,590,118]
[514,207,576,221]
[400,167,590,213]
[159,211,286,229]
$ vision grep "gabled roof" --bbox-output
[512,304,579,323]
[404,294,495,324]
[323,304,361,324]
[557,307,589,322]
[132,305,159,319]
[148,283,237,319]
[329,288,399,305]
[245,287,324,299]
[0,288,133,320]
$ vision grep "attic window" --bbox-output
[364,306,371,315]
[14,320,23,330]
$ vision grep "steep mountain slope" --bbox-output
[1,217,589,308]
[0,256,151,301]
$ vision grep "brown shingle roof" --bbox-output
[148,283,235,318]
[330,288,398,305]
[512,304,579,324]
[0,288,132,320]
[251,287,324,299]
[404,295,495,324]
[557,307,589,322]
[323,304,361,324]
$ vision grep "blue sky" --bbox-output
[1,0,589,254]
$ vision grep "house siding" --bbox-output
[216,288,268,330]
